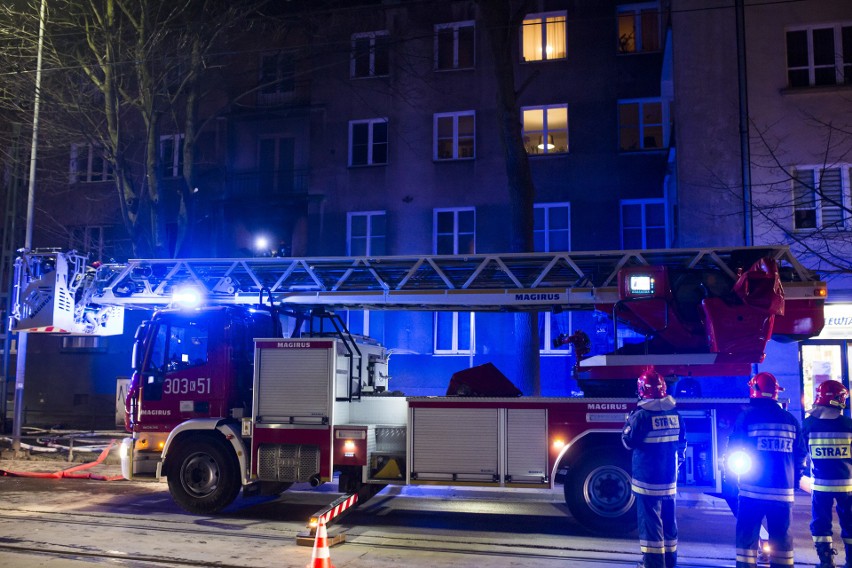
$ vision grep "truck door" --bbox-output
[138,318,215,431]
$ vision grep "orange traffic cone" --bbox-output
[306,515,335,568]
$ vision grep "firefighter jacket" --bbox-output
[803,406,852,493]
[727,397,807,502]
[622,396,686,498]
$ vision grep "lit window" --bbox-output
[786,24,852,88]
[348,211,386,256]
[617,3,661,54]
[793,166,850,231]
[621,199,667,249]
[259,51,295,102]
[349,119,388,166]
[522,105,568,155]
[70,143,114,183]
[434,111,475,160]
[351,31,390,78]
[435,21,475,70]
[160,134,185,178]
[618,99,669,151]
[521,12,567,62]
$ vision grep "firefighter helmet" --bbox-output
[749,372,784,400]
[815,380,848,409]
[637,369,667,399]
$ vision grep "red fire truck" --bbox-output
[10,246,826,534]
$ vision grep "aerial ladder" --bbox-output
[11,245,825,324]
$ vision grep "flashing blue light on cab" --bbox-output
[172,286,203,309]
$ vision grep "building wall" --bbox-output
[670,0,745,247]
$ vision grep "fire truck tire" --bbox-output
[167,437,241,514]
[564,447,637,535]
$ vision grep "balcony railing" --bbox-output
[221,169,311,201]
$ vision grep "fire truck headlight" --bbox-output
[172,286,204,309]
[552,439,565,451]
[727,450,752,475]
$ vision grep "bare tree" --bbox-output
[0,0,268,257]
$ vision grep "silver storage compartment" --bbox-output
[411,407,498,482]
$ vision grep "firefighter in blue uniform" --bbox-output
[803,379,852,568]
[728,372,807,568]
[622,368,686,568]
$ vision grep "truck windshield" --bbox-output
[145,321,209,374]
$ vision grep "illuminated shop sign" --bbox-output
[817,304,852,339]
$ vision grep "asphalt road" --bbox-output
[0,464,829,568]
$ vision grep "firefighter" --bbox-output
[622,368,686,568]
[803,379,852,568]
[727,372,807,568]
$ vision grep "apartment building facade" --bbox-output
[672,0,852,414]
[6,0,677,426]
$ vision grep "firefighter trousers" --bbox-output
[636,493,677,568]
[735,496,794,567]
[811,490,852,550]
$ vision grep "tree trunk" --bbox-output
[479,0,540,395]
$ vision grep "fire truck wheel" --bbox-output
[564,448,637,535]
[167,437,241,514]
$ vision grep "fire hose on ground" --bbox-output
[0,440,124,481]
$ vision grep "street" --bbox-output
[0,471,827,567]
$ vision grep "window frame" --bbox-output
[434,20,476,71]
[258,51,296,102]
[433,311,475,355]
[618,98,670,152]
[785,23,852,88]
[346,210,387,343]
[348,118,389,167]
[434,111,476,161]
[522,104,569,155]
[521,11,567,62]
[792,165,851,231]
[534,202,571,253]
[347,210,387,256]
[534,202,572,356]
[433,207,476,255]
[616,2,662,54]
[433,207,476,355]
[69,143,114,183]
[351,30,390,79]
[620,198,668,249]
[159,134,185,178]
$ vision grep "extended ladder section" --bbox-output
[10,246,825,335]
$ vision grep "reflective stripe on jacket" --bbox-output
[803,407,852,493]
[727,398,806,502]
[622,396,686,497]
